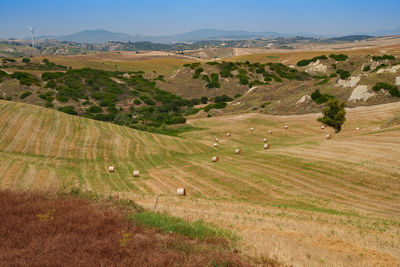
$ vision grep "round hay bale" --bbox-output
[235,148,242,154]
[326,133,332,139]
[108,166,115,172]
[250,128,254,131]
[213,143,218,147]
[133,170,140,177]
[356,127,360,130]
[321,125,325,129]
[177,188,186,196]
[263,138,268,142]
[226,132,231,137]
[285,125,288,129]
[268,130,273,134]
[212,156,219,162]
[264,144,270,149]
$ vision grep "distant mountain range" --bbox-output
[35,27,400,44]
[36,29,289,43]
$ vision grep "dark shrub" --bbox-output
[57,106,78,115]
[20,92,32,99]
[372,54,395,61]
[214,95,233,103]
[372,83,400,97]
[329,54,348,61]
[311,89,335,104]
[203,101,227,112]
[336,69,351,80]
[297,55,327,66]
[87,105,102,113]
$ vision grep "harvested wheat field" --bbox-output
[0,100,400,266]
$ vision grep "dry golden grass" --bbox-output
[30,52,195,75]
[229,44,400,65]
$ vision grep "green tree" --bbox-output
[317,98,346,133]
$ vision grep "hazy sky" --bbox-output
[1,0,399,38]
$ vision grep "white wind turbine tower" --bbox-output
[27,25,35,48]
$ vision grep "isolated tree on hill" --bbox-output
[318,98,346,133]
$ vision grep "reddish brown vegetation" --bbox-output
[0,190,248,266]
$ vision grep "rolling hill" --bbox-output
[0,99,399,265]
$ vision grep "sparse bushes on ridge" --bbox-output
[372,82,400,97]
[201,74,210,82]
[39,92,54,102]
[372,54,396,61]
[206,73,220,88]
[190,98,200,105]
[268,63,309,80]
[183,62,200,69]
[57,106,78,115]
[311,89,334,104]
[0,70,7,78]
[20,92,32,99]
[192,67,204,79]
[0,70,7,83]
[206,61,219,65]
[214,95,233,103]
[372,63,388,72]
[45,80,57,88]
[10,72,40,86]
[2,58,16,63]
[249,80,264,87]
[218,62,238,78]
[329,54,348,61]
[139,95,155,106]
[297,55,327,66]
[38,68,194,131]
[45,102,54,108]
[87,105,103,113]
[336,69,351,80]
[203,101,227,112]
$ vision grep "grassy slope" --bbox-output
[0,100,210,194]
[1,100,400,265]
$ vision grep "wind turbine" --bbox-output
[27,25,35,48]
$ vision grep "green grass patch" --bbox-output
[129,211,236,241]
[164,124,208,137]
[271,201,360,217]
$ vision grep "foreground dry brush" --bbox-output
[0,190,248,266]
